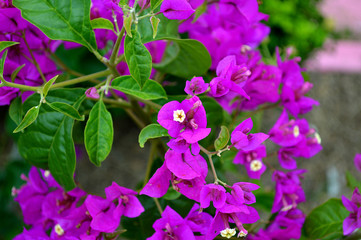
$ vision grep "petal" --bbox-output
[161,0,195,20]
[140,163,172,198]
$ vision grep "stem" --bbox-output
[109,27,125,66]
[125,108,146,128]
[200,145,219,183]
[0,77,40,92]
[102,98,132,108]
[153,198,163,215]
[22,32,47,84]
[52,69,111,88]
[143,141,157,188]
[49,52,83,77]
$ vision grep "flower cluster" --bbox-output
[13,167,143,239]
[0,3,59,105]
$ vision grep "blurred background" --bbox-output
[1,0,361,239]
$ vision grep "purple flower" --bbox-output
[141,149,207,201]
[342,188,361,235]
[354,154,361,173]
[233,145,267,179]
[200,184,227,209]
[160,0,195,20]
[185,204,213,235]
[148,206,196,240]
[85,87,100,99]
[158,96,211,143]
[209,55,251,99]
[85,182,144,233]
[185,77,209,96]
[231,118,269,151]
[272,169,306,213]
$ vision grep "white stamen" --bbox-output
[250,160,262,172]
[293,125,300,137]
[281,205,293,212]
[173,109,186,123]
[54,224,64,236]
[44,170,50,178]
[238,230,247,238]
[220,228,236,239]
[315,132,321,144]
[11,187,17,197]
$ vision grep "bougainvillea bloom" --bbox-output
[354,154,361,173]
[158,96,211,143]
[233,145,267,179]
[85,182,144,232]
[231,118,269,151]
[160,0,195,20]
[272,170,306,213]
[342,188,361,235]
[185,76,209,96]
[200,184,227,209]
[148,206,196,240]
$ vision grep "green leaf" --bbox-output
[124,29,152,88]
[13,0,97,50]
[150,16,160,39]
[346,171,361,190]
[18,89,86,190]
[153,38,211,78]
[47,102,84,121]
[123,15,133,37]
[13,105,40,133]
[10,64,25,83]
[84,100,113,167]
[138,123,169,148]
[9,97,23,126]
[192,0,207,23]
[0,50,7,76]
[91,18,114,31]
[111,75,167,100]
[0,41,18,53]
[138,12,179,43]
[214,126,230,151]
[150,0,164,10]
[162,187,181,200]
[43,75,58,98]
[304,198,349,239]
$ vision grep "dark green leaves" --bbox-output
[84,100,113,167]
[0,50,7,76]
[13,0,97,50]
[138,124,169,148]
[91,18,114,31]
[153,38,211,78]
[150,0,164,10]
[304,198,349,239]
[13,105,40,133]
[9,97,23,125]
[18,89,85,190]
[0,41,18,52]
[111,75,167,100]
[124,30,152,88]
[42,75,58,98]
[47,102,84,121]
[214,126,230,151]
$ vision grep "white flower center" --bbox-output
[220,228,236,239]
[238,230,247,238]
[54,224,65,236]
[293,125,300,137]
[44,170,50,177]
[173,109,186,123]
[315,132,321,144]
[250,160,262,171]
